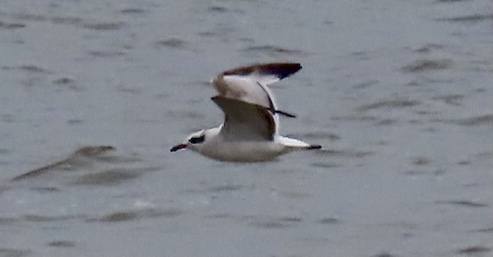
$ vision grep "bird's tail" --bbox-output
[278,136,322,150]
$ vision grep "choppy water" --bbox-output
[1,0,492,256]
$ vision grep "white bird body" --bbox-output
[193,134,289,162]
[171,62,321,162]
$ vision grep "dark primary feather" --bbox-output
[222,62,302,80]
[211,96,276,141]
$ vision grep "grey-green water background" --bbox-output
[1,0,492,256]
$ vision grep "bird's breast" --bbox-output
[199,140,287,162]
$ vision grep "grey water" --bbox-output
[1,0,492,256]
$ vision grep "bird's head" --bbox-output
[170,129,206,153]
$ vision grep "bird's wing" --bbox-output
[212,63,301,112]
[221,62,302,86]
[211,96,276,142]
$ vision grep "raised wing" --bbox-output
[212,63,301,117]
[222,62,302,86]
[211,96,276,142]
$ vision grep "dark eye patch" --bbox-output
[189,135,205,144]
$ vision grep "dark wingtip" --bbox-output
[268,62,302,80]
[274,109,297,118]
[307,144,322,150]
[223,62,302,80]
[256,62,302,80]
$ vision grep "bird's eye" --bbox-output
[189,135,205,144]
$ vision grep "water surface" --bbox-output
[1,0,492,256]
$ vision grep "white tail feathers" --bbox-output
[278,136,322,150]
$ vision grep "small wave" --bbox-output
[456,246,491,255]
[10,145,145,182]
[156,38,189,49]
[242,45,303,56]
[437,14,493,23]
[436,200,488,208]
[0,20,25,29]
[87,208,185,223]
[401,59,453,73]
[357,99,420,111]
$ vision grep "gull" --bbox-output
[170,62,321,162]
